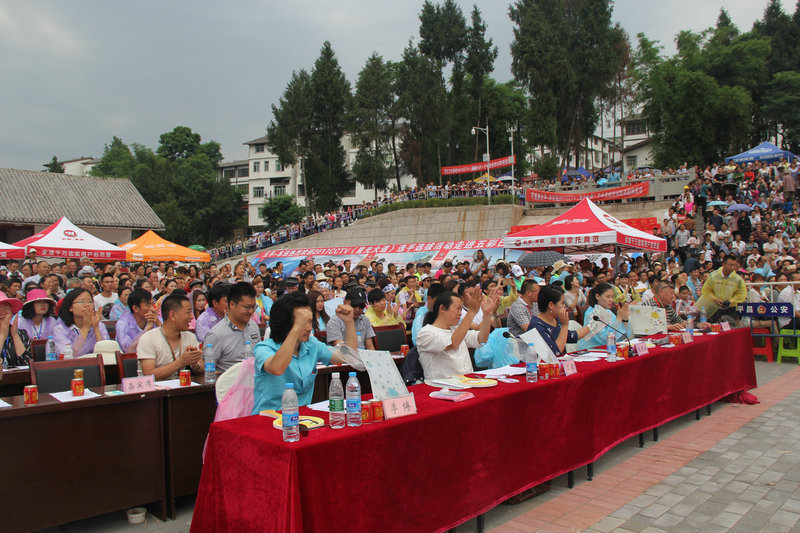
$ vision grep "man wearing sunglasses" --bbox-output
[326,286,376,350]
[204,282,263,373]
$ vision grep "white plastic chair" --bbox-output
[565,320,581,353]
[79,339,122,365]
[215,362,243,403]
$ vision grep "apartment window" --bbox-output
[223,168,235,179]
[253,162,260,173]
[237,168,249,177]
[594,152,601,162]
[626,121,646,136]
[254,143,265,153]
[264,160,269,172]
[275,160,283,172]
[297,184,305,197]
[274,185,286,196]
[364,181,374,190]
[253,186,264,198]
[626,155,638,168]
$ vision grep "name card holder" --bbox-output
[721,322,731,332]
[562,360,578,376]
[681,332,693,344]
[634,343,649,356]
[382,392,417,420]
[121,375,156,394]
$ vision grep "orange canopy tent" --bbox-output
[120,231,211,262]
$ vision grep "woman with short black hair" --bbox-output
[53,288,109,357]
[527,285,591,357]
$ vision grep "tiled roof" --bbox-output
[244,136,268,145]
[0,168,165,230]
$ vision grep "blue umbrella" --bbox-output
[726,203,753,213]
[707,200,729,209]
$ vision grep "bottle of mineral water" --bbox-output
[345,372,362,427]
[203,343,216,383]
[525,343,538,383]
[281,383,300,442]
[606,328,617,362]
[686,315,695,337]
[328,372,346,429]
[62,344,73,360]
[356,332,363,349]
[46,336,56,361]
[243,340,253,359]
[699,306,707,324]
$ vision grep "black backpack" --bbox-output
[400,346,424,385]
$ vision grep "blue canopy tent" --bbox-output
[725,141,798,164]
[562,166,593,178]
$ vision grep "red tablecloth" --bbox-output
[191,329,756,533]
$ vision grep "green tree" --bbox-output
[260,195,305,231]
[43,156,64,173]
[465,5,498,163]
[762,71,800,152]
[350,53,394,197]
[510,0,627,165]
[90,129,243,245]
[267,42,351,213]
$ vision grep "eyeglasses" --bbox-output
[73,300,94,306]
[235,302,256,312]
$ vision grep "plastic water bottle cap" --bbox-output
[332,372,339,378]
[245,340,251,345]
[47,335,53,339]
[349,371,356,377]
[285,383,294,389]
[205,343,213,348]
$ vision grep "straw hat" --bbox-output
[552,260,568,272]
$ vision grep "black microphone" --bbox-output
[592,315,633,354]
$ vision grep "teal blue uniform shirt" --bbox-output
[252,335,332,414]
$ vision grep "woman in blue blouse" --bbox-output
[527,286,591,356]
[252,292,356,414]
[578,283,631,350]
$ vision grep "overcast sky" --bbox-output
[0,0,790,171]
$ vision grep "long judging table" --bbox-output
[191,329,757,533]
[0,378,216,533]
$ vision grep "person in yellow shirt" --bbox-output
[364,289,404,327]
[696,256,747,320]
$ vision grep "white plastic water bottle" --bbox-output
[328,372,346,429]
[356,332,363,349]
[345,372,361,427]
[243,340,253,359]
[606,328,617,362]
[686,315,695,337]
[46,336,56,361]
[62,344,73,360]
[700,306,707,324]
[525,343,538,383]
[281,383,300,442]
[203,343,216,383]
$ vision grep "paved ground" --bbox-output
[38,360,798,533]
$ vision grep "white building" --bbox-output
[220,135,416,228]
[60,157,99,176]
[620,115,654,170]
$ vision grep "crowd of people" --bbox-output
[1,156,799,409]
[208,181,525,260]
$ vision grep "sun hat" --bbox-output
[511,265,524,277]
[552,260,567,272]
[0,292,23,314]
[22,289,55,312]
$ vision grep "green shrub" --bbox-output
[358,194,515,219]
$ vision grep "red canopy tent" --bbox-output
[0,241,25,260]
[13,217,126,261]
[503,199,666,255]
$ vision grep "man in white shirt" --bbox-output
[93,273,117,319]
[137,293,202,380]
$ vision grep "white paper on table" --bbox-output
[0,399,11,408]
[155,379,200,389]
[50,389,101,402]
[307,400,331,412]
[480,365,526,377]
[565,355,605,362]
[15,365,29,370]
[519,328,558,364]
[426,378,471,389]
[359,349,409,400]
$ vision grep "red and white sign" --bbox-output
[504,199,667,253]
[525,183,650,203]
[441,155,516,176]
[253,238,506,261]
[12,217,126,260]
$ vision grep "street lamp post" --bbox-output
[507,122,518,194]
[472,122,490,205]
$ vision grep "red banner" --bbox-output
[441,155,516,176]
[525,183,650,203]
[253,239,507,260]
